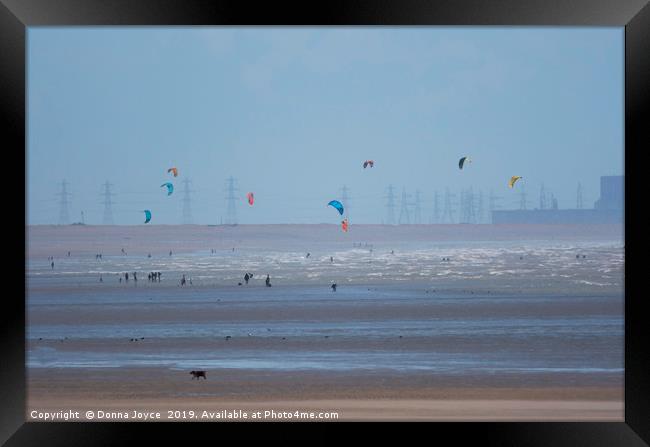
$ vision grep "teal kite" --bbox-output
[328,200,344,216]
[161,182,174,196]
[144,210,152,224]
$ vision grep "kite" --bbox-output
[167,167,178,177]
[363,160,374,169]
[161,182,174,196]
[247,192,254,206]
[144,210,152,224]
[328,200,344,216]
[459,156,471,170]
[341,218,349,232]
[508,176,523,188]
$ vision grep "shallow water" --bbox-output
[27,239,624,289]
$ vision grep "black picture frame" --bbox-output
[2,0,647,444]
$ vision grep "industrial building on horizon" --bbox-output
[492,176,623,224]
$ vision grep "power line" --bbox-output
[414,190,422,224]
[460,187,476,224]
[56,180,71,225]
[181,177,194,224]
[577,182,583,209]
[385,185,396,225]
[549,191,558,209]
[100,180,115,225]
[477,190,485,224]
[431,190,441,224]
[224,176,238,225]
[488,190,503,224]
[518,184,529,210]
[441,188,456,224]
[398,187,411,225]
[339,185,350,219]
[539,183,547,210]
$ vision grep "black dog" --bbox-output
[190,370,207,380]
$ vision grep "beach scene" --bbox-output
[26,224,624,420]
[27,28,624,421]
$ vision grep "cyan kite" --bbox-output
[328,200,344,216]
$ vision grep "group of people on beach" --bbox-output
[118,272,137,283]
[95,253,103,260]
[107,271,162,283]
[238,272,272,287]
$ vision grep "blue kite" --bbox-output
[161,182,174,196]
[144,210,152,224]
[328,200,344,216]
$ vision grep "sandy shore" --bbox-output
[27,368,622,421]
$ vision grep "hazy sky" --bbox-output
[27,27,623,225]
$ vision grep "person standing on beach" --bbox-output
[244,273,250,285]
[181,274,186,286]
[133,272,137,283]
[169,250,173,257]
[51,261,54,270]
[265,275,271,287]
[125,272,129,282]
[331,283,337,292]
[68,251,70,257]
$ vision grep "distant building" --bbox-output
[594,176,624,211]
[492,176,623,224]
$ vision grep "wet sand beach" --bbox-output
[26,224,624,421]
